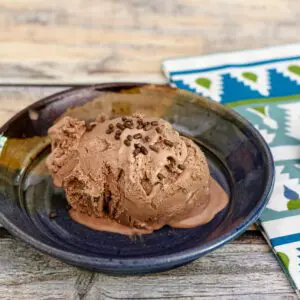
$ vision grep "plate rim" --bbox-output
[0,83,275,273]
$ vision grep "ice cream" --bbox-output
[46,115,229,235]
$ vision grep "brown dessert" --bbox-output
[46,114,229,235]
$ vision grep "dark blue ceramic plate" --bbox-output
[0,83,274,274]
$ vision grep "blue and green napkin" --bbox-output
[162,44,300,293]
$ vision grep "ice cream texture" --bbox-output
[46,114,228,234]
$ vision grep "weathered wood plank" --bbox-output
[0,0,299,83]
[0,232,295,299]
[86,235,295,299]
[0,237,82,300]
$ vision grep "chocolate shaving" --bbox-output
[156,127,162,134]
[167,156,176,164]
[164,139,174,147]
[115,129,121,135]
[165,165,172,172]
[127,135,133,141]
[124,140,131,146]
[124,120,133,128]
[106,129,113,134]
[149,145,159,153]
[133,148,140,156]
[133,133,142,139]
[143,124,152,131]
[134,143,141,149]
[144,136,150,142]
[115,134,120,140]
[157,173,164,180]
[140,146,148,155]
[151,121,158,126]
[108,124,114,130]
[116,123,125,130]
[178,164,186,170]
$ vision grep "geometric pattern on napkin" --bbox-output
[162,44,300,292]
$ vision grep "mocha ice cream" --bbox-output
[46,115,229,235]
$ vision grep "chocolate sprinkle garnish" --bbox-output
[167,156,176,164]
[149,145,159,153]
[157,173,164,180]
[108,124,114,130]
[49,212,57,219]
[151,121,158,126]
[122,116,127,121]
[124,140,131,146]
[115,129,121,135]
[164,139,174,147]
[178,164,186,170]
[137,124,143,129]
[124,120,133,128]
[106,129,113,134]
[133,148,140,156]
[115,134,120,140]
[143,124,152,131]
[140,146,148,155]
[156,127,162,134]
[165,165,172,172]
[133,133,142,139]
[127,135,133,141]
[134,143,141,149]
[144,136,150,142]
[116,123,125,130]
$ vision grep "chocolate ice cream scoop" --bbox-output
[46,115,228,235]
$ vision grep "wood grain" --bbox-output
[0,231,296,300]
[0,234,81,300]
[0,0,299,84]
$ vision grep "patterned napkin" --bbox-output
[162,44,300,294]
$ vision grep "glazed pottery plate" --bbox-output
[0,83,274,274]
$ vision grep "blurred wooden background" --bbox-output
[0,0,299,84]
[0,0,299,299]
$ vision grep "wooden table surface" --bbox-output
[1,1,300,299]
